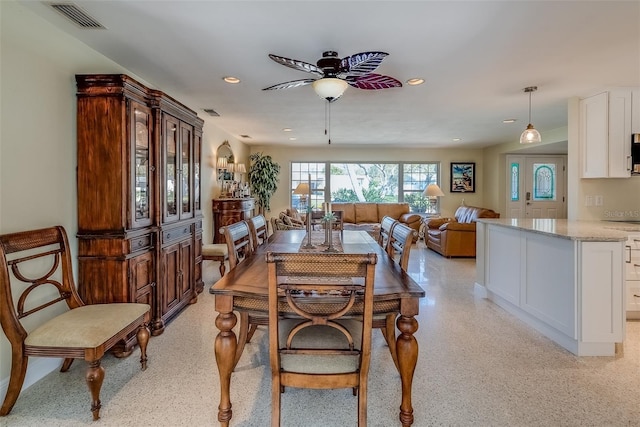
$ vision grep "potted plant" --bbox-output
[248,152,281,214]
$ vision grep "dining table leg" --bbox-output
[214,295,237,426]
[396,301,419,427]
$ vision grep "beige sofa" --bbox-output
[331,202,421,241]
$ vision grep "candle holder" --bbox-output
[322,211,339,252]
[301,174,315,249]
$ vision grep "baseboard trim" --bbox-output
[0,357,61,403]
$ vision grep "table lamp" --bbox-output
[423,184,445,214]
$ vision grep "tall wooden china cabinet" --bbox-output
[75,75,204,349]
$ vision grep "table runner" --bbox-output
[297,231,343,253]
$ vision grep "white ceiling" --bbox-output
[19,1,640,150]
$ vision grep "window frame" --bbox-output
[290,161,442,213]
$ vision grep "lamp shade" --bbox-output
[423,184,445,197]
[216,157,227,169]
[236,163,246,174]
[312,78,348,102]
[520,124,542,144]
[293,182,310,195]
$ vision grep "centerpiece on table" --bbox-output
[321,207,339,252]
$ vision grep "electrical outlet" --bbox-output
[595,195,603,206]
[585,195,593,206]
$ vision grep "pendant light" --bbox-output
[520,86,541,144]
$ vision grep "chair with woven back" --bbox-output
[222,220,254,269]
[378,215,398,250]
[386,222,416,271]
[266,251,377,427]
[0,225,150,421]
[377,221,417,370]
[202,242,228,277]
[247,214,268,251]
[221,220,261,361]
[242,214,270,344]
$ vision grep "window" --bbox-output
[403,163,439,213]
[533,163,556,200]
[330,163,398,203]
[291,162,325,210]
[511,162,520,201]
[290,161,440,213]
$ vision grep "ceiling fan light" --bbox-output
[520,124,542,144]
[312,78,348,102]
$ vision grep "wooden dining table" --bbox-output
[210,230,426,427]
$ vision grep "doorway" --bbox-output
[505,155,567,219]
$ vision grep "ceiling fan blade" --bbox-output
[262,79,316,91]
[268,54,324,77]
[347,74,403,90]
[339,51,388,77]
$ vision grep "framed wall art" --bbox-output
[450,162,475,193]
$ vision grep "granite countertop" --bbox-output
[476,218,636,241]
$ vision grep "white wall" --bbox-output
[0,1,243,401]
[0,1,132,398]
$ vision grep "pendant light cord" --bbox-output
[324,100,331,144]
[528,90,532,124]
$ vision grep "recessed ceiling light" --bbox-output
[453,138,462,142]
[503,118,517,123]
[223,76,240,84]
[406,78,425,86]
[283,128,292,132]
[289,137,297,141]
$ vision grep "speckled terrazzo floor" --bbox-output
[2,240,639,427]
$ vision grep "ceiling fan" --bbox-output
[263,51,402,102]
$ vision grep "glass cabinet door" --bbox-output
[194,130,201,213]
[164,115,179,222]
[180,123,193,219]
[131,102,153,228]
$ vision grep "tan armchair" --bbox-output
[425,205,500,257]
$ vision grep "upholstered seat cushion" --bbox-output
[279,319,362,374]
[378,203,409,221]
[25,303,150,348]
[202,243,228,256]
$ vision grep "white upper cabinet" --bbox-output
[633,89,640,134]
[580,89,634,178]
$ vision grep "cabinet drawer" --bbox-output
[163,225,192,243]
[129,234,153,252]
[626,252,640,280]
[627,235,640,250]
[626,281,640,311]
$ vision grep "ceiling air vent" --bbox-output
[240,135,252,139]
[49,3,105,29]
[203,109,220,117]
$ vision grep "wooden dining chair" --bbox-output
[202,243,228,277]
[247,214,268,251]
[221,220,263,359]
[266,251,377,427]
[222,220,254,269]
[0,226,150,421]
[378,215,398,250]
[378,221,416,370]
[386,221,416,271]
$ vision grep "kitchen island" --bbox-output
[474,218,628,356]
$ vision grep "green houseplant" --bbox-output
[248,152,281,214]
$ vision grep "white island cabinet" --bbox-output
[475,219,628,356]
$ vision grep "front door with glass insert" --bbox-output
[506,155,567,219]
